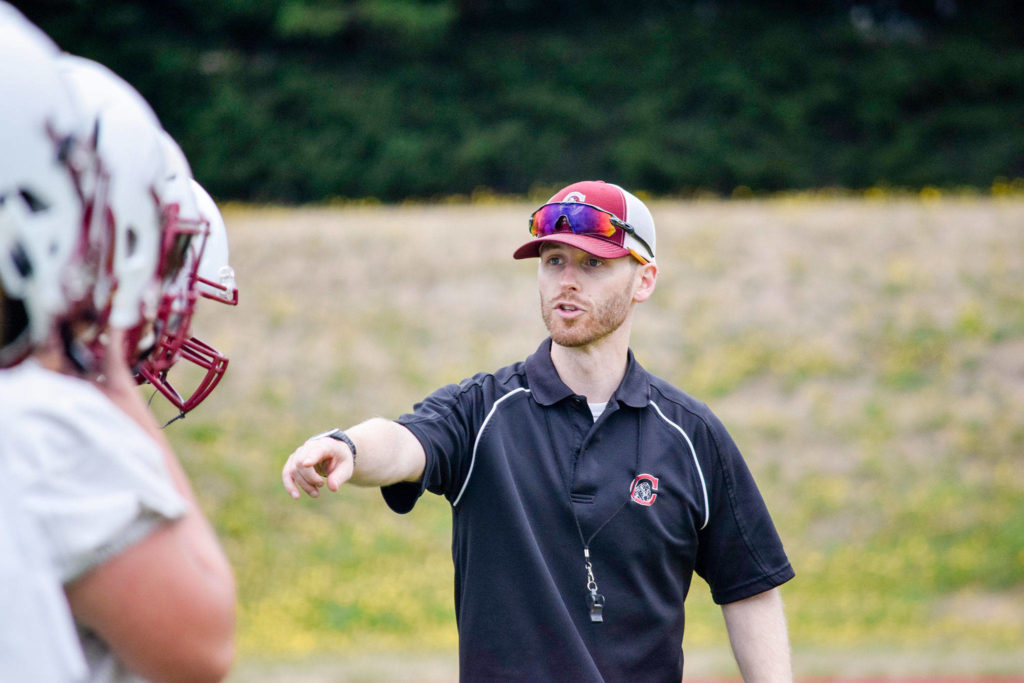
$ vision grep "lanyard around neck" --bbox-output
[543,400,644,623]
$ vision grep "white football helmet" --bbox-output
[58,55,170,369]
[58,54,160,130]
[133,133,215,410]
[191,181,238,308]
[0,13,96,368]
[138,179,237,414]
[0,2,59,51]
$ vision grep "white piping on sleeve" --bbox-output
[452,387,530,508]
[649,401,710,530]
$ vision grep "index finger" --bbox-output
[282,456,303,499]
[282,450,322,499]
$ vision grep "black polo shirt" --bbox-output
[383,339,794,682]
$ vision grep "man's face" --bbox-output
[537,243,643,348]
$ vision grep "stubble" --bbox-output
[541,280,635,348]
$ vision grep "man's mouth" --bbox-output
[555,301,584,318]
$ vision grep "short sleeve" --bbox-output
[693,410,794,604]
[2,367,186,583]
[382,379,486,512]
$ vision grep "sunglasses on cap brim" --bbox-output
[528,202,654,263]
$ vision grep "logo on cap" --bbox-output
[564,191,586,203]
[630,474,659,506]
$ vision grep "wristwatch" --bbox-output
[310,428,357,464]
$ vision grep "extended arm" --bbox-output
[282,417,426,499]
[721,587,793,683]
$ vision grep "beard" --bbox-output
[541,281,634,348]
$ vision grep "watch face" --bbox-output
[311,428,340,440]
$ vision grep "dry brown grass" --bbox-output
[157,196,1024,680]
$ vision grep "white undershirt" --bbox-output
[588,402,608,421]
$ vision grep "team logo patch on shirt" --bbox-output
[630,474,659,506]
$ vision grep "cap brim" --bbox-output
[512,234,631,260]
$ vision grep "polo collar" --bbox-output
[525,338,651,409]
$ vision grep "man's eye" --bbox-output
[587,258,603,267]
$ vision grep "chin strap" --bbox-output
[59,319,93,373]
[148,387,186,429]
[162,410,186,429]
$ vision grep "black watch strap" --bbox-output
[311,428,357,464]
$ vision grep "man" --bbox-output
[282,180,795,681]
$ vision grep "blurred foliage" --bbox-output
[20,0,1024,202]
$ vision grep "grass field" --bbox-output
[149,194,1024,680]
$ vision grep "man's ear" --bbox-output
[633,262,657,303]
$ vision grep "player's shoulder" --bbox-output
[1,360,122,422]
[0,361,160,471]
[0,360,105,415]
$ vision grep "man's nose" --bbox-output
[559,263,580,288]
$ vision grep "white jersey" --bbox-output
[0,360,187,682]
[0,457,88,683]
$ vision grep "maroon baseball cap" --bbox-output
[513,180,656,263]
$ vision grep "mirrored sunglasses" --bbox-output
[528,202,653,260]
